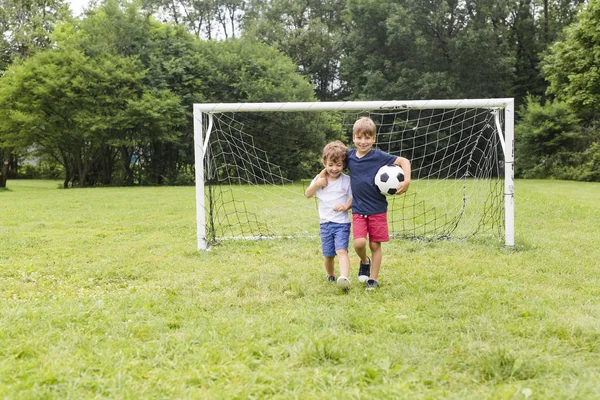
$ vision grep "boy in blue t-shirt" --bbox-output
[347,117,411,290]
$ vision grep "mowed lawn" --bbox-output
[1,179,599,399]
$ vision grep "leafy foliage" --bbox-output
[341,0,514,100]
[0,0,72,65]
[2,0,600,185]
[515,96,591,179]
[526,0,600,181]
[0,0,73,187]
[0,0,319,187]
[243,0,346,100]
[543,0,600,121]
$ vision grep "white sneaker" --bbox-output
[337,276,351,290]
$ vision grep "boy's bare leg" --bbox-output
[324,256,335,277]
[336,249,350,278]
[353,237,369,263]
[368,241,382,280]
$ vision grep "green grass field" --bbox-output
[1,179,599,398]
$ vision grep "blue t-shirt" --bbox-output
[347,148,398,215]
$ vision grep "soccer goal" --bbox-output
[193,99,514,250]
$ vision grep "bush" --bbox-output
[15,161,64,180]
[515,97,599,180]
[557,142,600,182]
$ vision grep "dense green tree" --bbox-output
[184,39,325,180]
[0,0,71,64]
[77,0,322,184]
[0,41,179,188]
[1,0,320,186]
[243,0,346,100]
[510,0,543,102]
[341,0,514,100]
[515,96,584,177]
[522,0,600,181]
[0,81,33,186]
[0,11,184,188]
[0,0,72,187]
[543,0,600,121]
[139,0,583,106]
[508,0,583,104]
[516,96,599,181]
[74,0,186,185]
[3,0,592,186]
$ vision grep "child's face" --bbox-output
[353,133,376,155]
[324,158,344,179]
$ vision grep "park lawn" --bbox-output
[1,179,599,398]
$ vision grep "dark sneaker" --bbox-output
[327,276,336,283]
[358,257,371,283]
[365,279,379,290]
[337,276,351,290]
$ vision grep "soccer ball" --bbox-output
[374,165,404,196]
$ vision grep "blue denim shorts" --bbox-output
[320,222,351,257]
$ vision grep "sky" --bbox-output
[66,0,90,16]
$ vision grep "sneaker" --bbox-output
[327,276,336,283]
[365,279,379,291]
[358,257,371,283]
[337,276,351,290]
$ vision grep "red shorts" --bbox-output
[352,212,389,242]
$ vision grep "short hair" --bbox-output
[322,140,348,165]
[353,116,376,138]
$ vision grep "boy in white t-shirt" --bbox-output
[305,141,353,289]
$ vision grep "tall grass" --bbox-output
[1,179,599,398]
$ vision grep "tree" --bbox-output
[0,0,71,63]
[2,0,321,187]
[0,0,72,187]
[528,0,600,181]
[543,0,600,121]
[0,81,33,187]
[74,1,186,185]
[515,96,584,178]
[1,17,183,188]
[174,38,324,180]
[341,0,514,100]
[243,0,346,101]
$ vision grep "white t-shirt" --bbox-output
[312,173,352,224]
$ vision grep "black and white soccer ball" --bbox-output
[374,165,405,196]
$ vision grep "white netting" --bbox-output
[196,104,507,246]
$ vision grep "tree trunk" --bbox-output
[78,162,88,188]
[58,150,73,189]
[0,149,13,188]
[100,146,114,185]
[75,148,88,188]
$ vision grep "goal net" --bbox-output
[193,99,514,250]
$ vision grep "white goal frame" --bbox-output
[193,99,515,250]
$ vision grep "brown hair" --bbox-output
[322,140,348,165]
[353,116,376,138]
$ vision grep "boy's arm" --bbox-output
[304,175,327,198]
[394,156,411,195]
[333,197,352,212]
[317,168,328,187]
[343,197,353,211]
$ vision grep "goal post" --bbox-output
[193,99,515,250]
